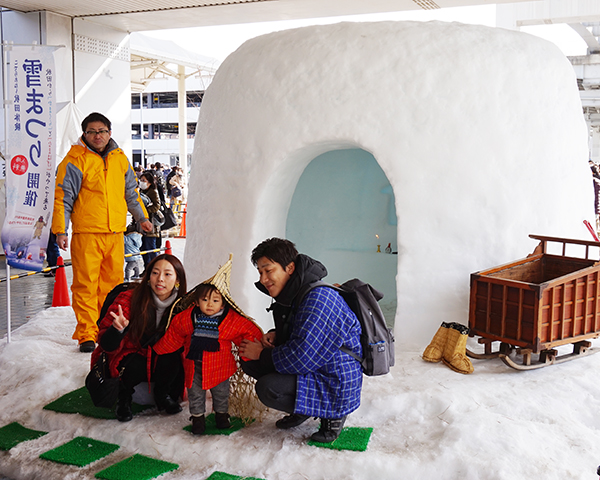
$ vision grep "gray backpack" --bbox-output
[298,278,395,376]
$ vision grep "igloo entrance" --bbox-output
[286,148,398,326]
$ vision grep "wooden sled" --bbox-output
[498,341,599,370]
[467,340,599,370]
[468,235,600,370]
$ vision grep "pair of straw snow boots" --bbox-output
[422,322,474,374]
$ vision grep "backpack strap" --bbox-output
[295,280,330,307]
[340,346,362,363]
[295,280,362,363]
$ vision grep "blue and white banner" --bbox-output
[1,45,57,271]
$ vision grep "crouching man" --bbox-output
[239,237,362,443]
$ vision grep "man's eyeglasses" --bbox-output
[85,129,110,136]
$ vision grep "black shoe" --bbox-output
[44,270,55,277]
[79,341,95,353]
[275,413,310,430]
[155,395,182,414]
[310,416,347,443]
[215,412,230,429]
[190,415,205,435]
[116,398,133,422]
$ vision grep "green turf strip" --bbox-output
[39,436,119,467]
[206,472,264,480]
[0,422,47,451]
[182,413,249,436]
[95,454,178,480]
[43,387,151,419]
[307,427,373,452]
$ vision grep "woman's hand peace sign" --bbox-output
[110,304,130,332]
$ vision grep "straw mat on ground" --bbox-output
[43,387,151,419]
[39,436,119,466]
[307,427,373,452]
[206,472,264,480]
[0,422,47,451]
[95,453,178,480]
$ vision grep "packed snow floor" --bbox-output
[1,307,599,480]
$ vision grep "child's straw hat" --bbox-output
[201,253,251,320]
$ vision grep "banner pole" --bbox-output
[6,263,11,343]
[3,42,11,343]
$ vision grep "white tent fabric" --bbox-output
[56,101,85,161]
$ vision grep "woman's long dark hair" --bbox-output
[127,254,187,345]
[140,171,156,190]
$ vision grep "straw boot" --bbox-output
[442,323,474,374]
[422,322,451,363]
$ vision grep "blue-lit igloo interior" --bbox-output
[286,148,398,324]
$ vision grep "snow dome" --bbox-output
[185,21,591,348]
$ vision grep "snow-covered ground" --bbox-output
[1,307,599,480]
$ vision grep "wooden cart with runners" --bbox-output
[467,234,600,370]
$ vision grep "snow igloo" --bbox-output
[185,21,592,349]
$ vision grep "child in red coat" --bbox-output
[154,255,262,435]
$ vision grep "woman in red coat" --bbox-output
[91,253,187,421]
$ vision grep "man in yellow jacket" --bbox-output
[52,112,153,352]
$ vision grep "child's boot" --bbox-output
[215,412,230,429]
[423,322,451,363]
[442,323,474,374]
[190,415,205,435]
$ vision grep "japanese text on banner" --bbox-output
[1,45,57,271]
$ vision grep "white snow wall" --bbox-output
[185,21,591,348]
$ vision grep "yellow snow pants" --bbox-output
[70,232,125,344]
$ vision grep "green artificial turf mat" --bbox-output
[43,387,151,419]
[206,472,264,480]
[182,413,249,436]
[0,422,48,451]
[307,427,373,452]
[95,453,178,480]
[39,436,119,467]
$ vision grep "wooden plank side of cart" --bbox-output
[537,263,600,351]
[469,263,541,351]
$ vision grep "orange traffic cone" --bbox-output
[164,240,173,255]
[176,204,187,238]
[52,257,71,307]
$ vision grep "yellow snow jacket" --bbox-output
[52,138,148,235]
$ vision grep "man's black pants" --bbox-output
[241,359,297,414]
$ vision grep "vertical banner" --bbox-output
[1,45,57,271]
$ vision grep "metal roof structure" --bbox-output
[0,0,524,32]
[129,34,219,92]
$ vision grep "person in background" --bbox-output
[138,171,162,268]
[166,165,176,199]
[92,254,187,422]
[124,222,143,282]
[162,163,172,185]
[239,238,363,444]
[153,163,167,200]
[52,112,152,353]
[590,159,600,236]
[169,166,184,212]
[44,232,61,277]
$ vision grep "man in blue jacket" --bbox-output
[240,237,362,443]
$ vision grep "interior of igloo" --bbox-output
[286,148,398,327]
[185,21,592,348]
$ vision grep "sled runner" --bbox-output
[466,235,600,370]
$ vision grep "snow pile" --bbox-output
[1,308,600,479]
[186,20,591,348]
